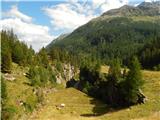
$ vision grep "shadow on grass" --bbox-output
[80,98,108,117]
[80,97,125,117]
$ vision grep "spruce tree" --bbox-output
[38,47,49,68]
[12,41,23,65]
[1,31,12,73]
[2,49,12,73]
[38,66,49,86]
[108,58,121,83]
[124,56,144,104]
[105,59,121,106]
[28,65,38,86]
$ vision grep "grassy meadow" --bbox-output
[28,66,160,120]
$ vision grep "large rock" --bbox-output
[137,89,146,104]
[56,75,63,84]
[3,73,15,81]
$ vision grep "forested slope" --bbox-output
[47,2,160,69]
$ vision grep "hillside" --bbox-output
[1,63,35,119]
[2,63,160,120]
[1,62,70,120]
[47,1,160,68]
[28,68,160,120]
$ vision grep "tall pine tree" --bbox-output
[124,56,144,104]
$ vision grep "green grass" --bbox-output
[131,16,160,22]
[2,63,36,119]
[28,68,160,120]
[2,64,160,120]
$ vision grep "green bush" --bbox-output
[28,65,56,87]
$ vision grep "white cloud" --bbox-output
[3,5,32,22]
[145,0,160,2]
[68,0,78,3]
[43,3,96,32]
[134,3,140,7]
[1,5,54,52]
[92,0,106,8]
[145,0,153,2]
[43,0,128,32]
[145,0,151,2]
[100,0,128,12]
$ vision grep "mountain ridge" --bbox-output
[46,1,160,68]
[48,1,160,45]
[48,1,160,46]
[46,33,69,50]
[102,1,160,16]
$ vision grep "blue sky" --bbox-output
[1,0,158,51]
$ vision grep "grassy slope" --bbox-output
[2,63,36,119]
[29,67,160,120]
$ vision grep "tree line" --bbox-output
[138,36,160,70]
[1,30,57,120]
[1,30,35,73]
[1,30,57,87]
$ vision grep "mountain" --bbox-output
[102,5,142,16]
[47,2,160,68]
[46,33,69,50]
[102,1,160,16]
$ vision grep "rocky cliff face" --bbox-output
[55,63,79,86]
